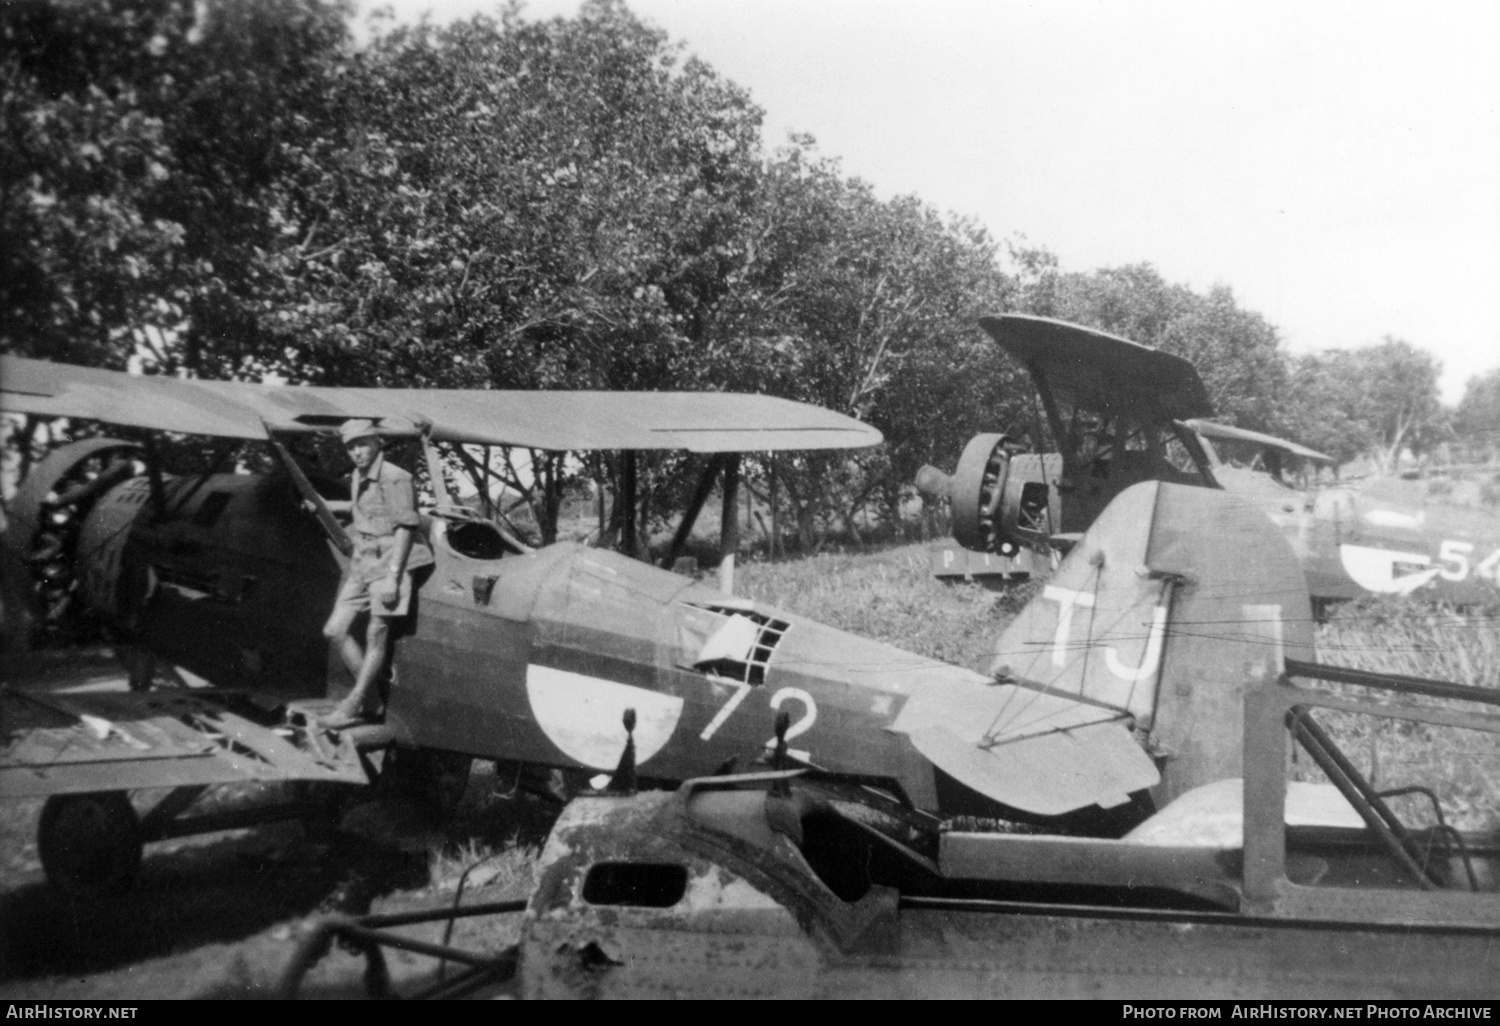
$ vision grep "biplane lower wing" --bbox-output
[0,355,882,453]
[0,688,368,799]
[1182,418,1334,464]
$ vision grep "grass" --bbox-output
[1308,598,1500,832]
[736,542,1036,674]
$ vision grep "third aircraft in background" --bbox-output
[918,313,1500,604]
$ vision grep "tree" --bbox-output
[1282,340,1445,472]
[698,139,1015,546]
[1,0,352,375]
[1454,367,1500,463]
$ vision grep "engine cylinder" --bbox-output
[4,439,143,643]
[950,433,1014,554]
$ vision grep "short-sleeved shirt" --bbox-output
[347,453,434,583]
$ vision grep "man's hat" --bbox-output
[339,419,380,445]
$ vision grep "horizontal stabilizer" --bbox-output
[1125,778,1364,848]
[906,719,1160,817]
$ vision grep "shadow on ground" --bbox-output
[0,767,556,997]
[0,825,350,980]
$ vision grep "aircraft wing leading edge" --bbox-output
[978,314,1214,421]
[0,355,882,452]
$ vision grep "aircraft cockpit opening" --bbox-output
[434,517,526,562]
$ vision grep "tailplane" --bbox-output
[895,481,1314,819]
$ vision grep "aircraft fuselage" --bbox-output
[41,461,971,812]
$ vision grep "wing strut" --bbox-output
[719,454,740,595]
[265,430,353,556]
[664,454,731,570]
[418,429,455,509]
[621,451,638,558]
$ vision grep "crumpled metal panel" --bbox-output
[516,785,1500,1000]
[0,688,368,797]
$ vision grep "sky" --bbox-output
[370,0,1500,405]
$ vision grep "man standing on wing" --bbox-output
[321,419,433,729]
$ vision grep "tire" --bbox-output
[37,792,144,898]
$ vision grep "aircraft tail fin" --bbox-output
[899,481,1314,819]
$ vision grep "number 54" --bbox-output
[1438,540,1500,583]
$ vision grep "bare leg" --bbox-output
[323,603,364,678]
[333,615,389,720]
[335,634,364,678]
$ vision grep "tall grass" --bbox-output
[736,543,1033,674]
[1316,597,1500,687]
[1311,598,1500,831]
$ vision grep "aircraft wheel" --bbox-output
[382,748,474,820]
[37,792,144,898]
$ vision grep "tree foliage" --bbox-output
[1455,368,1500,462]
[1,0,351,374]
[4,0,1492,555]
[1281,340,1446,470]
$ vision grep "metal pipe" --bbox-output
[1287,708,1438,889]
[1285,658,1500,709]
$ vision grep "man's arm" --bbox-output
[388,525,415,576]
[377,471,422,607]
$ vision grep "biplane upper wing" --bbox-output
[1183,419,1334,464]
[0,355,883,452]
[978,314,1214,422]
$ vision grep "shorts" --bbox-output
[334,569,414,618]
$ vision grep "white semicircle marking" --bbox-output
[1339,544,1439,596]
[526,664,684,770]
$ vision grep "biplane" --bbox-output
[0,356,1301,896]
[919,313,1500,603]
[6,355,1488,902]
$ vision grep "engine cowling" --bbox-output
[5,439,143,644]
[949,433,1017,555]
[915,433,1021,556]
[916,434,1064,556]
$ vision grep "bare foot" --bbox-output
[320,705,375,730]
